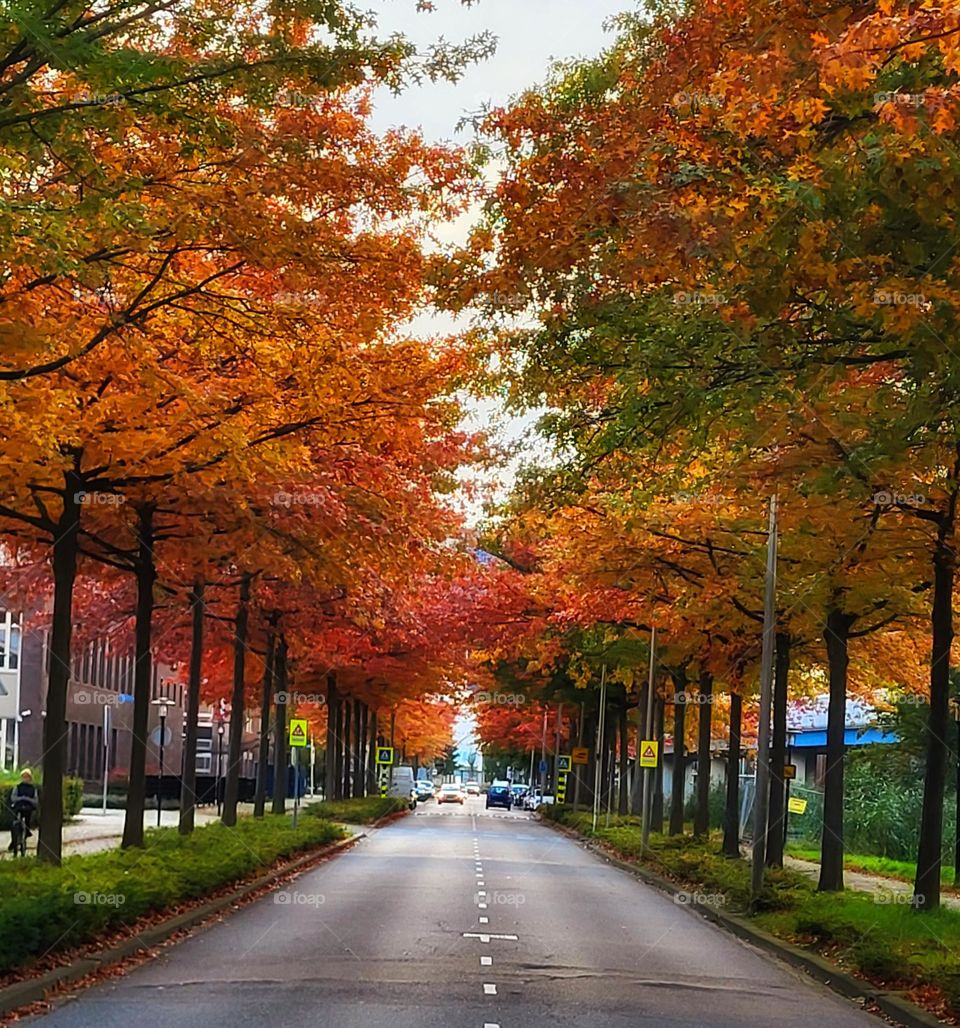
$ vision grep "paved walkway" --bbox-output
[784,852,960,910]
[3,803,261,858]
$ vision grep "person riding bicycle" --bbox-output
[8,769,38,851]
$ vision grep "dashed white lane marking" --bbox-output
[480,955,492,966]
[479,916,489,924]
[484,1023,500,1028]
[462,932,518,942]
[478,902,487,909]
[483,983,497,995]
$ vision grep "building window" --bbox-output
[0,612,20,671]
[196,754,212,774]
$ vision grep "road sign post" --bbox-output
[640,626,657,852]
[288,719,308,828]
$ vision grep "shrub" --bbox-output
[304,796,407,824]
[0,813,344,973]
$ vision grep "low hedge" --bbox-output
[0,813,344,974]
[304,796,408,824]
[0,776,84,830]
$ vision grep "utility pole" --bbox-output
[592,665,608,832]
[640,626,657,852]
[539,706,549,798]
[751,494,779,906]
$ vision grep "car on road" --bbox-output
[387,766,418,809]
[415,780,435,801]
[511,783,529,803]
[464,781,480,795]
[437,783,465,805]
[523,790,555,811]
[485,781,513,810]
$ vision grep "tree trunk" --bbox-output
[652,694,665,832]
[222,573,251,827]
[342,697,353,798]
[669,672,688,836]
[573,703,585,812]
[914,524,956,911]
[367,707,378,795]
[723,691,742,858]
[618,699,629,815]
[819,606,853,892]
[766,632,791,867]
[37,474,82,865]
[179,581,205,834]
[353,699,365,798]
[324,673,338,801]
[122,505,156,850]
[253,629,276,818]
[694,670,713,838]
[271,638,289,813]
[355,703,365,797]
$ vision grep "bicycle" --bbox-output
[9,809,28,857]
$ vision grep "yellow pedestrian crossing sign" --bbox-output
[289,719,309,747]
[639,740,659,768]
[557,755,572,773]
[376,746,394,765]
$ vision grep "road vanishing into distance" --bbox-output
[29,799,883,1028]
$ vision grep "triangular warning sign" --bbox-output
[642,744,655,759]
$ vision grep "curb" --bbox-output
[541,818,945,1028]
[0,832,363,1020]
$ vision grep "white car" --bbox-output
[464,781,480,796]
[524,790,555,811]
[437,783,465,805]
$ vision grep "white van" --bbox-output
[387,765,418,809]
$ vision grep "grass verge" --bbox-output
[786,843,960,894]
[544,806,960,1020]
[0,813,344,975]
[304,796,408,824]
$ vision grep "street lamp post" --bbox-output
[154,701,169,827]
[951,698,960,887]
[217,721,225,817]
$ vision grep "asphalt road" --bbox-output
[29,797,886,1028]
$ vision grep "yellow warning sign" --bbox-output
[288,719,309,747]
[639,741,659,768]
[788,796,808,815]
[375,746,394,766]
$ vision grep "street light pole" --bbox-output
[751,494,779,906]
[951,697,960,887]
[217,721,225,817]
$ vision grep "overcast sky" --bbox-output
[361,2,634,769]
[367,0,631,142]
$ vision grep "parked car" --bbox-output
[464,781,480,796]
[523,790,555,811]
[510,783,529,803]
[415,780,435,801]
[438,783,465,805]
[485,781,513,810]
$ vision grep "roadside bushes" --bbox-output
[305,796,408,824]
[0,813,344,973]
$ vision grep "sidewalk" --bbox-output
[783,852,960,911]
[3,803,257,859]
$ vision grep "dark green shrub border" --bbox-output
[0,814,344,974]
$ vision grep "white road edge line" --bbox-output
[483,983,497,995]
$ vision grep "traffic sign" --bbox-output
[572,747,589,765]
[557,754,572,773]
[288,719,308,747]
[556,772,568,801]
[639,740,659,768]
[376,746,394,766]
[538,759,548,773]
[787,796,808,815]
[783,764,797,780]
